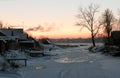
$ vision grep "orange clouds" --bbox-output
[25,30,90,39]
[24,22,91,39]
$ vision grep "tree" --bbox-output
[0,21,3,29]
[117,9,120,30]
[76,4,102,47]
[102,9,114,46]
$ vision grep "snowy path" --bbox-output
[17,45,120,78]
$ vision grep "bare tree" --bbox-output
[102,9,115,45]
[117,9,120,30]
[0,21,3,29]
[76,4,102,47]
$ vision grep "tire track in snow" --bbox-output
[58,69,71,78]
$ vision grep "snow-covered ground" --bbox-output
[1,43,120,78]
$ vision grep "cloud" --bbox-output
[26,24,55,32]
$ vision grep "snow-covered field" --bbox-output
[1,43,120,78]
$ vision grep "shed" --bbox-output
[111,31,120,45]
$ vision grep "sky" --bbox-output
[0,0,120,39]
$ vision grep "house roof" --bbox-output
[0,29,28,39]
[19,40,35,43]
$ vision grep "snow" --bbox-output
[1,43,120,78]
[5,50,27,59]
[0,71,21,78]
[0,55,6,70]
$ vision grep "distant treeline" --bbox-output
[50,37,103,43]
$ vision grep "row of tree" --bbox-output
[76,4,119,47]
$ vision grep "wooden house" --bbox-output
[0,29,28,52]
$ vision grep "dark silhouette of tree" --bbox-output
[117,9,120,30]
[76,4,102,47]
[0,21,3,29]
[102,9,115,46]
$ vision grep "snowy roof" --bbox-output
[19,40,35,43]
[0,29,28,39]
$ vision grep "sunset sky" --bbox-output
[0,0,119,39]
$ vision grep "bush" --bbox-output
[88,46,94,51]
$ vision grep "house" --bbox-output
[0,29,28,52]
[0,28,46,57]
[111,31,120,45]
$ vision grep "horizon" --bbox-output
[0,0,120,39]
